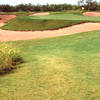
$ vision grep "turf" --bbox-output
[2,11,100,31]
[0,11,32,16]
[2,17,85,31]
[0,30,100,100]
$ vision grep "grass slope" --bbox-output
[2,16,85,31]
[0,30,100,100]
[2,11,100,31]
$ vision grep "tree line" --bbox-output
[0,0,100,12]
[78,0,100,11]
[0,4,80,12]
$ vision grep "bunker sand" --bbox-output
[0,15,16,23]
[0,22,100,41]
[30,12,50,16]
[83,12,100,17]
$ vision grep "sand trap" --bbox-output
[30,12,50,16]
[83,12,100,17]
[0,22,100,41]
[0,15,16,23]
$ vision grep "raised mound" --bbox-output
[30,12,50,16]
[83,12,100,17]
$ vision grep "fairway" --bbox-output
[0,30,100,100]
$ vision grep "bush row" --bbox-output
[0,4,80,12]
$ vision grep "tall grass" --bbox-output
[0,42,23,74]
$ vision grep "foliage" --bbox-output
[78,0,100,11]
[0,42,23,74]
[0,4,80,12]
[0,2,100,12]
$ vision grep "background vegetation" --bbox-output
[78,0,100,11]
[0,0,100,12]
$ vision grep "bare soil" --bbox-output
[0,15,16,23]
[83,12,100,17]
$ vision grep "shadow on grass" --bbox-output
[0,59,24,76]
[0,67,17,76]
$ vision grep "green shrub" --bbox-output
[0,42,23,74]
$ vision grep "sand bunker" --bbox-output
[0,22,100,41]
[83,12,100,17]
[30,12,50,16]
[0,15,16,23]
[0,15,16,27]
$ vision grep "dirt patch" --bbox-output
[30,12,50,16]
[0,22,100,41]
[83,12,100,17]
[0,15,16,23]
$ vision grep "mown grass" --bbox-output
[2,17,86,31]
[39,11,100,21]
[0,30,100,100]
[2,11,100,31]
[0,11,33,16]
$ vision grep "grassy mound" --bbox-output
[0,42,23,74]
[2,11,100,31]
[2,16,85,31]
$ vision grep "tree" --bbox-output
[78,0,85,6]
[78,0,99,11]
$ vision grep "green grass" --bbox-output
[0,11,33,16]
[0,30,100,100]
[2,11,100,31]
[2,17,86,31]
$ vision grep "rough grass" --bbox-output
[0,30,100,100]
[0,42,23,74]
[2,11,100,31]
